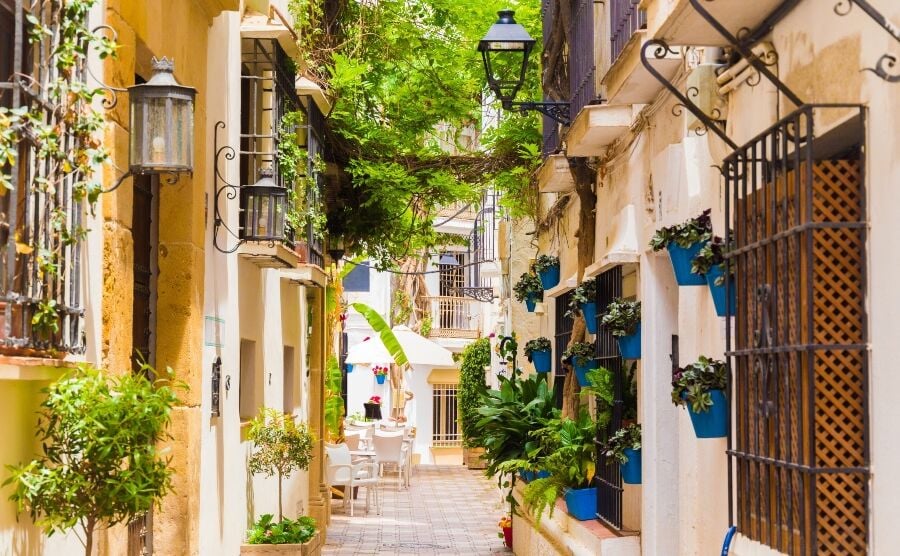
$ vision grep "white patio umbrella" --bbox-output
[345,325,455,367]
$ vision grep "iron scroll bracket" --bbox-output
[504,100,571,125]
[834,0,900,82]
[639,40,740,150]
[688,0,805,107]
[212,121,245,254]
[451,286,495,302]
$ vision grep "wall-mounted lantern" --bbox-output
[240,168,287,242]
[327,236,346,263]
[106,57,196,192]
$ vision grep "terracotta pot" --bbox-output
[240,531,322,556]
[294,241,309,263]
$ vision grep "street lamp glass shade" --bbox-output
[128,57,196,174]
[478,10,535,105]
[241,168,287,242]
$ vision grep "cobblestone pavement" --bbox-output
[323,465,511,555]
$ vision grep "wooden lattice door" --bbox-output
[726,108,868,556]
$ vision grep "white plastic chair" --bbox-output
[372,430,409,490]
[324,442,380,516]
[344,429,368,451]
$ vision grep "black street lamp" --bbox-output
[478,10,570,125]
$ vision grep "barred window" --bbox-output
[432,383,460,447]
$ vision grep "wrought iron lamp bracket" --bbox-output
[103,168,183,193]
[212,121,245,254]
[640,40,739,150]
[834,0,900,82]
[688,0,805,106]
[505,101,571,125]
[452,286,495,302]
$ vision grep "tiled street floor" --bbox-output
[323,465,511,555]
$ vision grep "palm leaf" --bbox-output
[350,302,409,367]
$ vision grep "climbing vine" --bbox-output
[0,0,116,345]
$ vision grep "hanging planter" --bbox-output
[514,272,543,313]
[524,337,552,373]
[564,342,595,387]
[602,423,642,485]
[691,237,736,317]
[372,365,388,385]
[345,363,353,373]
[601,299,642,360]
[569,278,598,334]
[533,255,560,290]
[563,487,598,521]
[519,469,550,482]
[672,356,728,439]
[650,209,713,286]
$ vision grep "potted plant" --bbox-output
[563,342,595,387]
[364,395,383,420]
[521,409,597,522]
[691,236,735,317]
[602,423,642,484]
[601,298,641,359]
[459,338,490,469]
[570,278,598,334]
[650,209,713,286]
[372,364,389,385]
[243,514,321,555]
[672,356,728,438]
[498,515,513,549]
[524,337,552,373]
[4,363,183,556]
[533,254,560,290]
[513,272,543,312]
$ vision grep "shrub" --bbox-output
[459,337,490,447]
[247,513,317,545]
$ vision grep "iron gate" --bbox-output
[554,291,574,409]
[725,105,868,555]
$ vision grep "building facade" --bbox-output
[504,0,898,554]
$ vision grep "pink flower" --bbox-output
[488,333,496,338]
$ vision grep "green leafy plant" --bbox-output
[459,338,490,447]
[247,408,315,521]
[649,209,713,251]
[600,298,641,337]
[567,278,597,317]
[523,337,551,360]
[672,355,728,413]
[420,313,433,337]
[513,272,543,303]
[563,341,594,367]
[4,363,183,556]
[351,302,409,366]
[532,254,559,273]
[602,423,642,465]
[691,236,733,284]
[246,513,317,545]
[580,367,615,429]
[324,355,345,440]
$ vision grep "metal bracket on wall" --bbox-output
[506,100,571,125]
[834,0,900,82]
[211,121,255,254]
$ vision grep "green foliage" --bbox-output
[458,338,490,446]
[246,513,317,545]
[601,423,642,465]
[419,313,433,337]
[672,355,728,413]
[0,0,116,341]
[691,235,733,285]
[562,341,594,367]
[600,298,641,337]
[350,302,409,366]
[581,367,615,429]
[567,278,597,318]
[523,337,551,360]
[4,363,182,555]
[288,0,543,268]
[324,356,344,440]
[649,209,713,251]
[513,272,543,303]
[532,255,559,273]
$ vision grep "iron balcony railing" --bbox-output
[610,0,646,65]
[426,296,480,339]
[541,0,561,156]
[569,0,596,118]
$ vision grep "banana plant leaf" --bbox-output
[350,302,409,367]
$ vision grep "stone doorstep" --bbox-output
[511,484,640,556]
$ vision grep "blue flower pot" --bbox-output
[525,294,539,312]
[620,448,642,484]
[519,469,550,482]
[537,264,560,290]
[687,389,728,438]
[375,374,386,385]
[573,357,594,387]
[581,301,598,334]
[345,363,353,373]
[667,241,707,286]
[706,265,736,317]
[531,349,552,373]
[616,324,641,360]
[564,487,598,521]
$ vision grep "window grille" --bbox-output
[554,291,574,408]
[432,383,460,447]
[609,0,646,65]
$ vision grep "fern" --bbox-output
[521,478,559,526]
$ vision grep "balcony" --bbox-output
[538,154,575,193]
[644,0,785,47]
[426,297,480,340]
[565,104,635,156]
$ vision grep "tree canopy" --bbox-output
[289,0,543,268]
